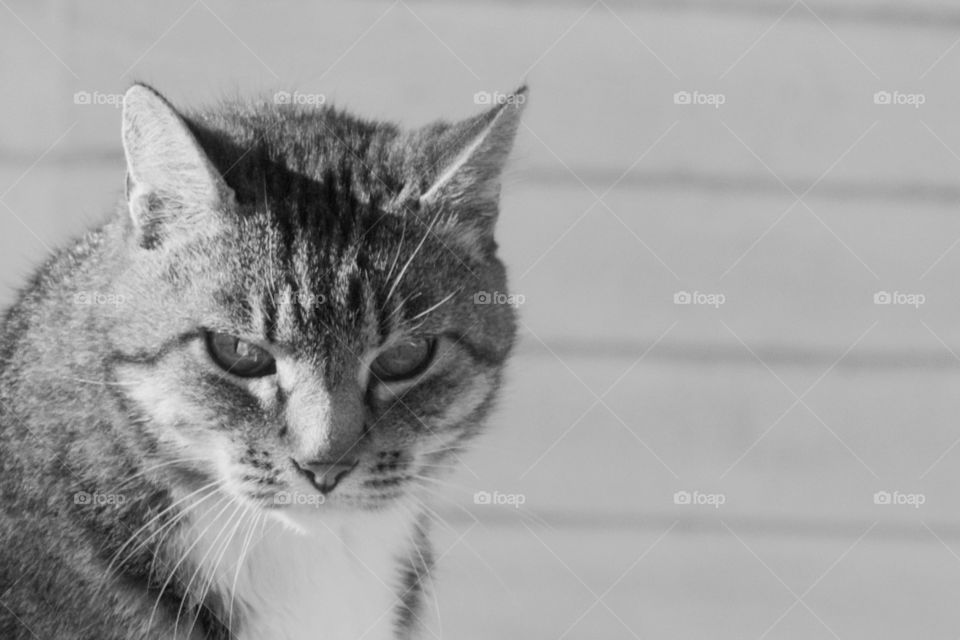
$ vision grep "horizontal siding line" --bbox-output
[430,0,960,31]
[438,507,960,542]
[517,339,960,371]
[515,167,960,206]
[2,152,958,206]
[0,150,125,167]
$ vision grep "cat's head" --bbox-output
[104,84,524,517]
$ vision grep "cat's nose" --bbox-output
[292,458,358,494]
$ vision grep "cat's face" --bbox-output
[106,84,523,516]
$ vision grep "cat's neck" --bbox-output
[176,499,432,640]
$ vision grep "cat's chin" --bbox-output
[263,492,413,531]
[252,488,408,516]
[326,491,409,512]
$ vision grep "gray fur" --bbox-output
[0,84,524,639]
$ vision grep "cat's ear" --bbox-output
[407,87,526,242]
[121,83,234,248]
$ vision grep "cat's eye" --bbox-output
[370,337,436,383]
[205,331,276,378]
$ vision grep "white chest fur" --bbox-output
[179,503,423,640]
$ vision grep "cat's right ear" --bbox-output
[121,84,234,248]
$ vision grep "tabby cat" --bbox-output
[0,83,525,639]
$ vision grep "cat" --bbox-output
[0,82,525,639]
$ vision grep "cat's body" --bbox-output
[0,85,524,639]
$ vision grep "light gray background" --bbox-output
[3,1,960,637]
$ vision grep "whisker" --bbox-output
[112,457,208,491]
[399,501,442,639]
[414,497,519,602]
[227,509,263,630]
[414,462,463,472]
[61,376,139,387]
[187,501,251,639]
[411,482,480,528]
[174,498,244,638]
[383,215,408,294]
[98,480,221,594]
[148,491,232,635]
[411,473,483,496]
[147,491,225,586]
[407,288,460,323]
[415,500,459,536]
[421,482,555,533]
[385,205,446,305]
[414,479,554,535]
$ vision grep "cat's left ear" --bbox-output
[121,83,235,248]
[405,87,527,244]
